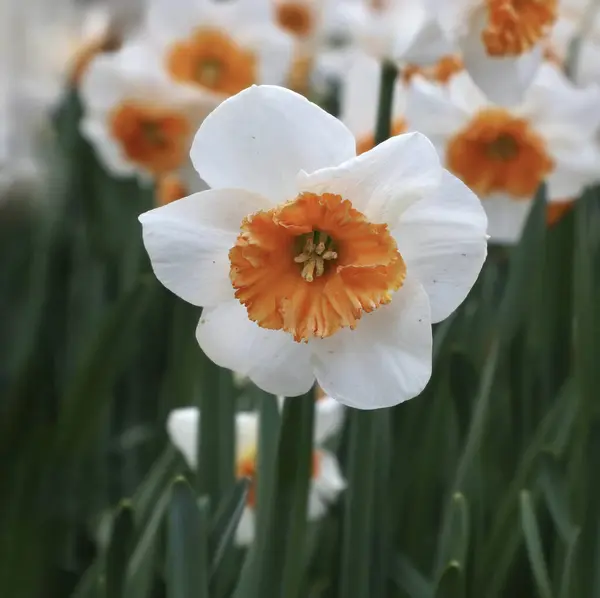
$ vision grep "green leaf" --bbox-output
[166,478,209,598]
[434,562,463,598]
[559,531,579,598]
[436,493,469,577]
[538,452,577,544]
[234,393,280,597]
[520,490,554,598]
[339,410,377,598]
[106,501,135,598]
[209,477,249,577]
[196,357,236,508]
[392,554,434,598]
[132,446,179,525]
[54,278,154,458]
[125,484,171,598]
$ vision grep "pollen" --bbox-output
[356,119,406,155]
[166,28,256,96]
[229,192,406,342]
[483,0,558,57]
[276,1,314,37]
[446,108,554,198]
[109,102,191,175]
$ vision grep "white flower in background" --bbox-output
[166,397,346,545]
[80,42,205,181]
[340,51,407,155]
[550,0,600,86]
[351,0,453,64]
[430,0,558,105]
[143,0,293,106]
[140,85,488,409]
[406,62,600,244]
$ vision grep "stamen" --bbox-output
[295,231,338,282]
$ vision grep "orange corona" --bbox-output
[229,192,406,342]
[403,55,464,84]
[483,0,558,57]
[276,1,314,37]
[109,102,191,174]
[446,108,554,198]
[167,28,256,95]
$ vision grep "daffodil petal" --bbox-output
[166,407,199,469]
[196,301,315,397]
[461,19,542,106]
[191,85,356,204]
[314,397,345,444]
[393,170,488,323]
[483,195,531,245]
[139,189,270,307]
[310,277,432,409]
[299,132,442,227]
[235,507,255,546]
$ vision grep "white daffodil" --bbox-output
[140,85,487,409]
[350,0,453,64]
[406,62,600,244]
[430,0,558,105]
[340,51,407,155]
[550,0,600,86]
[143,0,293,107]
[80,41,206,181]
[166,397,346,545]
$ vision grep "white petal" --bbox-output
[235,412,259,459]
[235,507,256,546]
[461,15,542,106]
[483,195,532,245]
[314,398,345,444]
[393,170,488,323]
[196,301,315,397]
[191,85,356,204]
[299,132,442,227]
[405,77,470,148]
[166,407,199,469]
[314,450,347,502]
[309,450,346,518]
[340,51,382,138]
[310,277,433,409]
[546,138,600,199]
[140,189,270,307]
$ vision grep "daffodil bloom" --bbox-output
[431,0,559,105]
[550,0,600,86]
[140,85,487,409]
[166,397,346,545]
[80,42,206,180]
[406,63,600,243]
[144,0,293,106]
[351,0,453,64]
[340,51,407,155]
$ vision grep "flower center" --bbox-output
[229,192,406,342]
[446,108,554,199]
[109,102,191,174]
[237,449,321,507]
[276,2,314,37]
[294,231,338,282]
[356,119,406,155]
[166,28,256,95]
[483,0,558,57]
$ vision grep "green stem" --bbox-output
[374,61,398,146]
